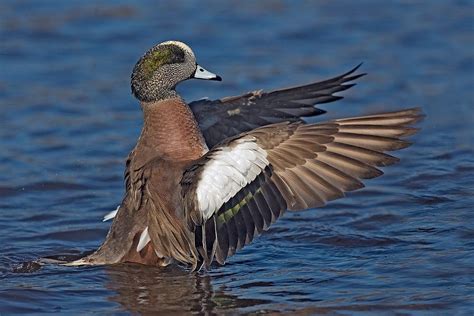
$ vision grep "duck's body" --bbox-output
[69,41,422,270]
[89,96,207,268]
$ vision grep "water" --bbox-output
[1,0,473,314]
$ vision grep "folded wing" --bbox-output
[181,108,423,269]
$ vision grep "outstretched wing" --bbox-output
[189,64,365,148]
[181,108,423,269]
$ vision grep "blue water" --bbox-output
[1,0,473,314]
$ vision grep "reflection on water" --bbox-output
[105,265,214,314]
[1,0,473,314]
[104,264,271,314]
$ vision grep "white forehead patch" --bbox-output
[161,40,195,59]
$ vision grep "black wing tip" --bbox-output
[299,107,327,119]
[299,63,366,93]
[321,95,344,104]
[342,62,366,78]
[344,73,367,83]
[314,107,327,115]
[353,62,364,71]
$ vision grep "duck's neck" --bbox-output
[136,97,208,162]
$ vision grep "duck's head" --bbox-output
[131,41,221,102]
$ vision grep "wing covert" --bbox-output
[181,108,423,269]
[189,64,365,148]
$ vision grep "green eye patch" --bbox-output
[140,45,185,78]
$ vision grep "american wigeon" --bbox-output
[68,41,422,270]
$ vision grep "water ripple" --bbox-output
[1,0,473,314]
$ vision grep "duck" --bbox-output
[68,40,422,270]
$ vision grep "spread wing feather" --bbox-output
[189,64,365,148]
[181,108,423,269]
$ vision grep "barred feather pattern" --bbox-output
[182,108,423,268]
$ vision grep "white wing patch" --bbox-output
[137,226,151,252]
[102,205,120,222]
[196,137,269,221]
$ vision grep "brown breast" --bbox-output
[138,97,208,162]
[121,97,204,266]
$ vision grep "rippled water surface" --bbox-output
[1,1,473,314]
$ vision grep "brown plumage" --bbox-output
[181,108,422,267]
[67,41,423,271]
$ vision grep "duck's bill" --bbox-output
[193,64,222,81]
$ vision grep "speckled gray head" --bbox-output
[131,41,221,102]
